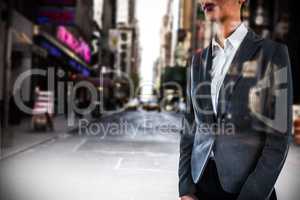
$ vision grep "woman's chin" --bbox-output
[204,11,220,22]
[206,15,220,22]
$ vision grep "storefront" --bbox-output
[34,26,92,76]
[5,11,35,124]
[33,25,94,115]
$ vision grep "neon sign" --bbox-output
[37,7,75,25]
[39,0,76,6]
[56,26,91,63]
[68,60,90,77]
[40,40,91,77]
[41,41,63,57]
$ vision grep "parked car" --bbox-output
[125,98,140,111]
[161,89,182,112]
[142,97,161,112]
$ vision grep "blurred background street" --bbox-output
[1,111,181,200]
[0,111,300,200]
[1,0,300,199]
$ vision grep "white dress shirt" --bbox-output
[211,23,248,114]
[209,23,248,159]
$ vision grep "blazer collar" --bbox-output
[212,23,248,54]
[216,28,264,118]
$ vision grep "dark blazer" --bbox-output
[178,29,293,200]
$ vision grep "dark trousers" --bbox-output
[195,159,277,200]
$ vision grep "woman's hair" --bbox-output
[240,1,248,21]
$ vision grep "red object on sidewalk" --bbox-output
[33,91,54,115]
[294,118,300,145]
[32,91,54,131]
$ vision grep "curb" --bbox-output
[0,134,58,161]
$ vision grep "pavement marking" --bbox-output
[59,133,72,139]
[0,136,58,160]
[114,157,124,170]
[117,167,176,174]
[23,149,36,154]
[72,138,87,152]
[79,150,176,157]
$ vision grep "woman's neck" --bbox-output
[214,18,242,48]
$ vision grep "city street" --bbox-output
[0,111,181,200]
[1,0,300,200]
[0,111,300,200]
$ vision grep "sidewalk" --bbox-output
[0,116,69,160]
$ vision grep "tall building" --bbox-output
[0,1,7,127]
[93,0,104,29]
[75,0,94,40]
[114,0,138,76]
[159,0,173,70]
[0,0,100,127]
[100,0,117,69]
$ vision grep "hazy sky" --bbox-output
[136,0,168,97]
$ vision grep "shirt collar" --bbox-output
[212,23,248,52]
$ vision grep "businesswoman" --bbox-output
[178,0,293,200]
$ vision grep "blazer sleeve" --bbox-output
[237,44,293,200]
[178,54,198,197]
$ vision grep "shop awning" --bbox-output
[35,29,93,77]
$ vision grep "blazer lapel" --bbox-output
[200,44,216,122]
[202,43,213,82]
[216,29,263,118]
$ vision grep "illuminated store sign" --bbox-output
[56,26,91,63]
[37,7,75,25]
[39,0,76,6]
[40,40,91,77]
[40,41,63,58]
